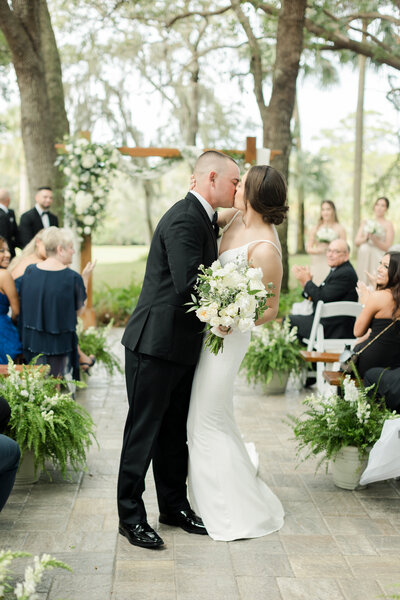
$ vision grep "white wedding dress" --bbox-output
[187,220,285,541]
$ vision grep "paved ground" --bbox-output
[1,328,400,600]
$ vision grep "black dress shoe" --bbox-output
[119,521,164,548]
[159,509,208,535]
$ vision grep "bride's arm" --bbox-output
[217,208,240,228]
[249,244,282,325]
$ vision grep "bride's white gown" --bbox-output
[187,232,285,541]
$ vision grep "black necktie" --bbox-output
[42,211,49,216]
[212,211,219,236]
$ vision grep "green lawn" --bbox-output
[92,245,148,290]
[92,245,310,292]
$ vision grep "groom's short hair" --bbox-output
[194,151,237,176]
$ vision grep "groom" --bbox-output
[118,151,240,548]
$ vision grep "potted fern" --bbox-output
[2,359,97,483]
[241,319,302,394]
[287,375,397,489]
[77,319,122,377]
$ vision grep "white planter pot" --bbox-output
[262,371,290,395]
[14,450,41,486]
[331,446,369,490]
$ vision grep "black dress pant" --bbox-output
[117,348,195,525]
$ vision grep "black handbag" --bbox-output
[339,318,399,374]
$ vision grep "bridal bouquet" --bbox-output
[187,259,273,355]
[364,219,383,237]
[316,226,337,244]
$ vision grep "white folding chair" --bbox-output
[305,300,363,392]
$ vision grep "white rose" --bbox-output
[236,317,255,332]
[83,215,95,225]
[247,267,263,280]
[63,166,72,176]
[75,191,92,214]
[95,147,105,159]
[77,138,89,147]
[80,171,90,183]
[84,226,91,235]
[81,153,97,169]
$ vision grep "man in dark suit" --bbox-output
[289,239,358,341]
[19,187,58,248]
[118,151,240,549]
[0,189,20,258]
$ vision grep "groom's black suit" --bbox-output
[118,192,218,525]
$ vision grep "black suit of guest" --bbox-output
[19,207,58,248]
[289,260,358,342]
[118,192,218,525]
[0,208,19,258]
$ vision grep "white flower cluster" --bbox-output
[0,551,65,600]
[257,318,298,347]
[195,259,268,333]
[340,375,371,424]
[56,136,120,238]
[364,219,384,237]
[316,226,337,244]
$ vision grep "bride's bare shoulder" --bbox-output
[217,208,241,228]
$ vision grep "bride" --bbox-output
[187,165,287,541]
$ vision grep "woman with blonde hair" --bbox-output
[19,227,87,378]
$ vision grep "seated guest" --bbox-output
[0,236,21,363]
[19,227,87,378]
[353,251,400,378]
[289,239,358,342]
[0,396,20,512]
[364,367,400,413]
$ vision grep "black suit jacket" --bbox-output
[19,207,59,248]
[0,208,19,257]
[122,193,218,365]
[303,260,358,338]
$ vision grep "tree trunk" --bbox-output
[353,21,368,249]
[0,0,67,210]
[264,0,307,291]
[293,94,305,253]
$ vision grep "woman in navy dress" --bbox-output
[354,251,400,377]
[0,236,21,363]
[19,227,87,378]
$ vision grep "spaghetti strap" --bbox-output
[247,239,282,258]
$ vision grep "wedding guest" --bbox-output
[19,227,86,378]
[0,189,20,258]
[10,228,95,374]
[0,396,20,512]
[364,366,400,413]
[9,229,47,294]
[288,239,358,342]
[353,251,400,378]
[0,236,22,363]
[306,200,346,285]
[355,197,394,285]
[19,187,59,248]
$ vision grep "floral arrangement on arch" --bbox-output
[56,136,120,237]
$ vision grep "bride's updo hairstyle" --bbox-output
[244,165,288,225]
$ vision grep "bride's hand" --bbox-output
[190,174,196,190]
[217,325,231,337]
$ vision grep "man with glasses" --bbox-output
[289,238,358,342]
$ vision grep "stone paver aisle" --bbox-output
[1,328,399,600]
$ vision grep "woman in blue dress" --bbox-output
[0,236,21,363]
[19,227,87,378]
